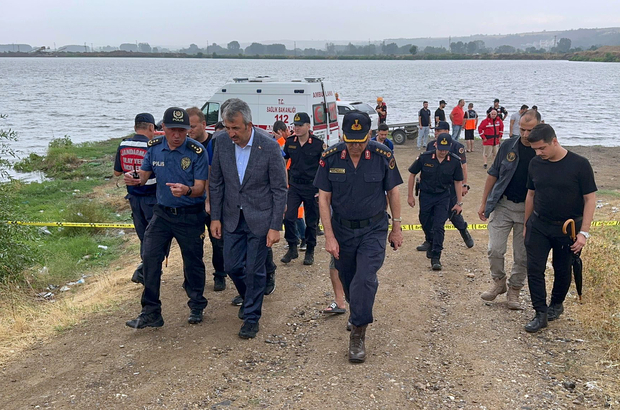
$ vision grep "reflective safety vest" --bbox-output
[464,109,477,130]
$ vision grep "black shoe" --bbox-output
[125,312,164,329]
[238,305,244,320]
[431,258,442,271]
[300,239,307,251]
[265,272,276,295]
[280,245,298,263]
[188,309,203,324]
[317,229,324,236]
[459,229,475,248]
[426,248,433,259]
[524,311,548,333]
[303,249,314,265]
[131,263,144,284]
[213,276,226,292]
[239,321,259,339]
[547,303,564,321]
[416,241,431,251]
[231,295,243,306]
[483,164,487,169]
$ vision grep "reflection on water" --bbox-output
[2,57,619,170]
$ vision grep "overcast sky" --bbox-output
[2,0,620,48]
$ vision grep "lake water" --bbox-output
[2,57,620,164]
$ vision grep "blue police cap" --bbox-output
[162,107,191,130]
[436,133,452,150]
[135,113,155,126]
[293,112,311,125]
[342,111,371,143]
[437,121,450,131]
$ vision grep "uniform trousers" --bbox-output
[487,197,527,288]
[525,213,579,313]
[127,194,157,259]
[205,211,226,278]
[284,184,319,248]
[419,190,451,258]
[224,211,269,324]
[141,204,207,315]
[332,214,388,327]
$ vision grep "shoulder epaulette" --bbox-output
[449,152,462,161]
[321,144,342,158]
[186,138,204,154]
[147,136,164,147]
[420,150,434,156]
[373,146,393,159]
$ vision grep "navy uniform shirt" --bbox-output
[408,150,463,194]
[427,139,467,164]
[141,136,209,207]
[114,134,157,196]
[313,140,403,220]
[283,133,324,183]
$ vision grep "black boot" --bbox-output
[349,324,367,363]
[547,303,564,321]
[431,258,442,271]
[303,247,314,265]
[459,229,475,248]
[131,263,144,284]
[280,244,298,263]
[524,311,548,333]
[416,241,431,251]
[265,271,276,295]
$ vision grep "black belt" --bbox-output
[290,177,313,185]
[502,195,524,204]
[533,210,582,226]
[160,203,204,215]
[334,212,384,229]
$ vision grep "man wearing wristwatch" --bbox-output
[125,107,209,329]
[523,124,597,333]
[408,133,464,271]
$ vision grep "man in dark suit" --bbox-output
[209,98,288,339]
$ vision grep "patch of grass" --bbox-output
[577,226,620,359]
[597,189,620,199]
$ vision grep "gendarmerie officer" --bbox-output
[281,112,324,266]
[113,113,158,284]
[314,111,403,363]
[125,107,209,329]
[421,121,474,249]
[408,133,464,271]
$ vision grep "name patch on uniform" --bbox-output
[507,152,516,162]
[424,163,434,168]
[181,157,191,170]
[329,168,346,174]
[152,161,165,167]
[288,145,297,149]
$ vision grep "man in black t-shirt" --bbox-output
[487,98,508,121]
[434,100,446,128]
[418,101,432,150]
[523,124,597,333]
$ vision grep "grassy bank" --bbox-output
[2,136,135,287]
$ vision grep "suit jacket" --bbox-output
[209,127,287,236]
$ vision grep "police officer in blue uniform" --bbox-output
[114,113,158,284]
[314,111,403,363]
[281,112,324,266]
[125,107,209,329]
[408,133,464,271]
[420,121,474,249]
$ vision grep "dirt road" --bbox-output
[1,142,619,409]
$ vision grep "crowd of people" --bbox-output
[114,96,596,363]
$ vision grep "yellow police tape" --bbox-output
[4,220,620,230]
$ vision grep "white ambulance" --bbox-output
[201,76,340,147]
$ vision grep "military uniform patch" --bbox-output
[187,139,204,154]
[507,152,516,162]
[459,147,465,154]
[389,158,396,170]
[148,136,164,147]
[329,168,346,174]
[181,157,191,170]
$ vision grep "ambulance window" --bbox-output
[328,102,338,123]
[202,102,220,126]
[313,104,326,125]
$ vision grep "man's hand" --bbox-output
[325,235,340,259]
[123,172,140,186]
[570,234,587,254]
[408,195,416,208]
[205,200,211,215]
[167,183,188,197]
[451,203,463,215]
[478,203,487,221]
[388,225,403,250]
[210,220,222,239]
[462,185,469,197]
[266,229,280,247]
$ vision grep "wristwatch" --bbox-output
[392,217,402,222]
[185,186,193,197]
[579,231,591,239]
[457,202,464,206]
